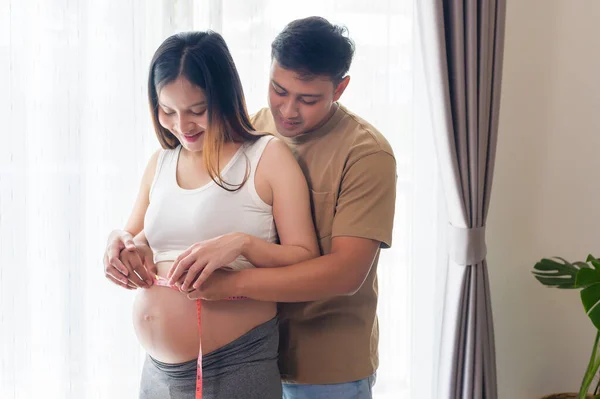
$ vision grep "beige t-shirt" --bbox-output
[251,104,397,384]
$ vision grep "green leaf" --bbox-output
[578,268,600,288]
[536,257,580,272]
[574,261,593,270]
[587,255,600,269]
[533,275,578,288]
[532,257,583,289]
[582,283,600,330]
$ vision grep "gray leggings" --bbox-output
[139,317,281,399]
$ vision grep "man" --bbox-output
[104,17,396,399]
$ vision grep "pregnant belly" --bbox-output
[132,261,276,363]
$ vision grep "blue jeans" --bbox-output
[282,374,376,399]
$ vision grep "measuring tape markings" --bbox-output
[151,274,247,398]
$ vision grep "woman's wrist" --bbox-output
[107,229,128,248]
[133,237,149,247]
[132,231,149,246]
[237,232,253,258]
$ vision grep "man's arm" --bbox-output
[190,149,396,302]
[230,236,380,302]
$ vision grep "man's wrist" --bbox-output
[233,269,250,298]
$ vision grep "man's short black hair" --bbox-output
[271,16,355,84]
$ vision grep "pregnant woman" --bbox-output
[104,31,318,399]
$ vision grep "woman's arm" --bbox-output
[122,151,160,237]
[132,230,149,245]
[240,137,319,267]
[169,138,320,290]
[103,150,160,289]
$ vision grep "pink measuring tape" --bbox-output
[152,274,246,399]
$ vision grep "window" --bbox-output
[0,1,442,398]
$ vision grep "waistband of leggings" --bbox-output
[148,316,278,372]
[148,355,196,380]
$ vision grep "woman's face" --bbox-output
[157,76,208,152]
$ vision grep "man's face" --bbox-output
[268,59,346,137]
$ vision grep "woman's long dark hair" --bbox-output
[148,31,260,191]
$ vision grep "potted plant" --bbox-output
[533,255,600,399]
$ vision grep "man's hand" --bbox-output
[103,230,154,289]
[167,233,247,291]
[186,270,241,301]
[120,242,157,288]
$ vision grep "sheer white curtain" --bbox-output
[0,1,444,398]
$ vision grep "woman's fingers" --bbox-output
[180,261,206,292]
[192,263,218,289]
[105,266,137,290]
[167,247,194,282]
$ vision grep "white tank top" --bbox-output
[144,135,277,270]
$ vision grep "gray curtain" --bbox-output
[416,1,506,398]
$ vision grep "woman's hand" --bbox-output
[118,241,157,288]
[167,233,249,292]
[104,230,154,289]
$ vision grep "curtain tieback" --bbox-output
[448,224,487,265]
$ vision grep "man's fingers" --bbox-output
[127,270,147,288]
[129,252,152,287]
[121,257,147,288]
[145,253,157,274]
[144,254,157,286]
[108,253,129,276]
[187,289,204,300]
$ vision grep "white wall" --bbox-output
[487,0,600,398]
